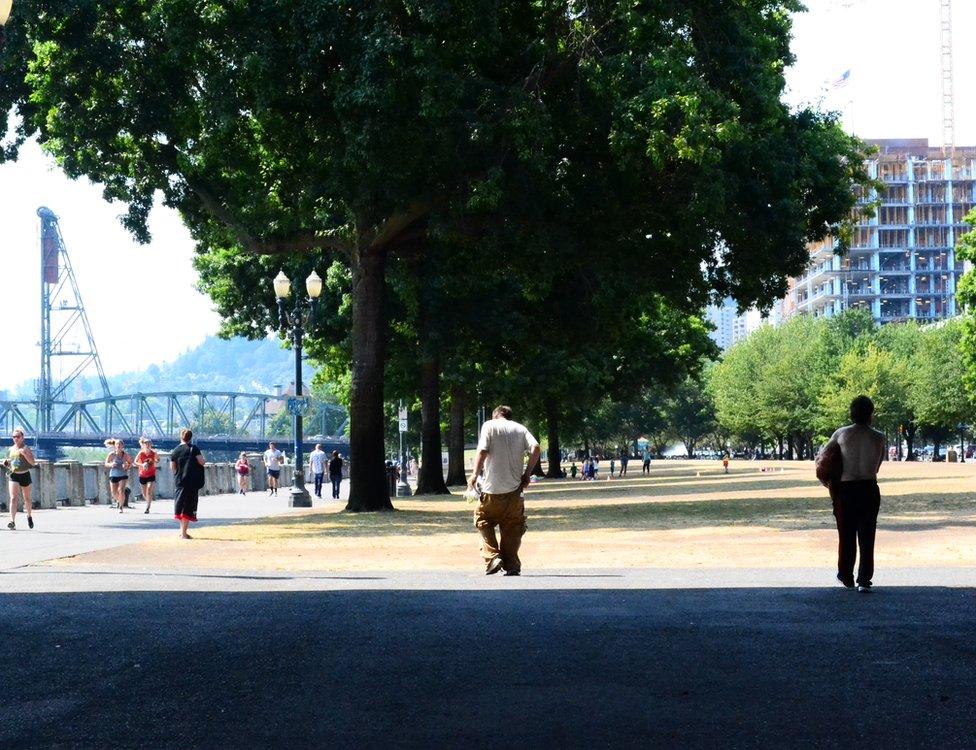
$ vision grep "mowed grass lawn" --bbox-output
[56,460,976,572]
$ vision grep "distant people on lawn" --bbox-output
[171,428,205,539]
[467,405,541,576]
[235,452,250,495]
[642,447,652,474]
[818,395,886,592]
[263,441,284,496]
[6,427,37,530]
[104,439,133,514]
[309,443,327,499]
[609,458,616,477]
[328,450,344,500]
[620,448,629,476]
[570,462,577,479]
[135,437,158,514]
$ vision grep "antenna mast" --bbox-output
[37,207,111,433]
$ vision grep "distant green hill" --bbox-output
[8,336,316,400]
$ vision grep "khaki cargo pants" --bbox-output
[475,489,526,573]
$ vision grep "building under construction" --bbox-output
[784,138,976,324]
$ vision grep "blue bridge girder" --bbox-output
[0,390,349,446]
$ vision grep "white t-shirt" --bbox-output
[264,449,284,470]
[309,449,327,474]
[476,417,539,494]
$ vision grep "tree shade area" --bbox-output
[1,1,871,509]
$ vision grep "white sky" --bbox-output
[1,0,973,392]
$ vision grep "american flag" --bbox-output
[831,70,851,89]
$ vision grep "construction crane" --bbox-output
[940,0,954,157]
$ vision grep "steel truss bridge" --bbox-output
[11,207,349,457]
[0,390,348,455]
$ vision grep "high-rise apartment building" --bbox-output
[785,139,976,323]
[705,297,753,351]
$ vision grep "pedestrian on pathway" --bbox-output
[5,427,37,530]
[235,452,250,495]
[620,448,629,476]
[135,437,158,514]
[642,446,652,475]
[104,439,133,514]
[263,441,284,496]
[170,428,205,539]
[818,395,886,592]
[467,405,541,576]
[723,454,730,474]
[570,462,577,479]
[328,450,344,500]
[309,443,327,499]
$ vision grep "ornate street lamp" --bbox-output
[273,269,322,507]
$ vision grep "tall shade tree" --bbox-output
[1,0,870,509]
[819,343,910,439]
[909,320,970,458]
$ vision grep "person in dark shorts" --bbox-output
[104,439,133,514]
[5,428,37,530]
[170,428,205,539]
[263,442,284,496]
[328,450,344,500]
[818,395,886,592]
[135,437,158,514]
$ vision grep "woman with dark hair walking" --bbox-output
[170,428,205,539]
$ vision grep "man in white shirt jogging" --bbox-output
[467,405,541,576]
[263,442,284,496]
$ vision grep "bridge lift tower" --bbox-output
[37,207,111,434]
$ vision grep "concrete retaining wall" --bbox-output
[0,457,310,511]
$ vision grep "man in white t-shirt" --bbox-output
[467,405,541,576]
[309,444,327,499]
[263,442,285,496]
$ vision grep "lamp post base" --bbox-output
[289,482,312,508]
[396,480,412,497]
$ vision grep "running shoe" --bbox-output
[27,516,33,529]
[485,556,504,575]
[7,521,14,530]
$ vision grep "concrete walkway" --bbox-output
[0,489,333,571]
[1,580,974,748]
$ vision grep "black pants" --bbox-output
[174,485,200,522]
[313,473,324,497]
[330,474,342,499]
[833,480,881,585]
[642,460,650,474]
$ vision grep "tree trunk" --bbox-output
[906,424,916,460]
[416,356,449,495]
[446,385,466,486]
[545,397,564,478]
[777,434,784,459]
[346,249,395,512]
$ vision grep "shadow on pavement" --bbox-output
[1,586,973,749]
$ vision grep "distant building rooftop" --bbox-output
[864,138,976,160]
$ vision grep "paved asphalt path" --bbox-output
[0,489,335,571]
[2,568,975,748]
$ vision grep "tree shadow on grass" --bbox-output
[216,492,976,539]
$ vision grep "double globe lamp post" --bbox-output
[273,269,323,507]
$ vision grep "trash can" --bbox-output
[386,463,398,497]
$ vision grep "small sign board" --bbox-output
[399,406,408,420]
[286,396,310,416]
[398,417,408,433]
